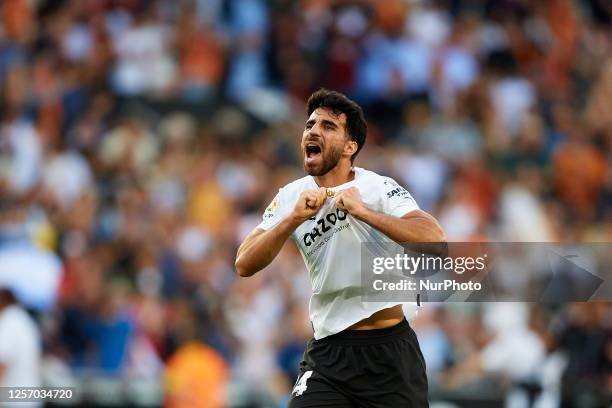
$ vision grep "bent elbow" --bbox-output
[427,222,447,258]
[436,227,447,243]
[234,257,254,278]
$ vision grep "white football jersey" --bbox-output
[258,167,420,339]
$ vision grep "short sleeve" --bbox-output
[257,189,290,231]
[380,177,420,217]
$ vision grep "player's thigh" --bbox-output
[287,370,354,408]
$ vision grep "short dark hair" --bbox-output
[307,89,367,163]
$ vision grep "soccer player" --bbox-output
[235,89,446,407]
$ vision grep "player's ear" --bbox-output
[344,140,358,156]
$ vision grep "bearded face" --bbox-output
[302,108,350,176]
[303,139,344,176]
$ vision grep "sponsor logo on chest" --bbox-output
[302,208,348,247]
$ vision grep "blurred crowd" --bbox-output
[1,0,611,406]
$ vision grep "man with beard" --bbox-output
[235,89,446,407]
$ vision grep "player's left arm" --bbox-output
[335,187,446,243]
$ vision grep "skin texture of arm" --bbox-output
[235,218,301,277]
[355,208,445,243]
[235,187,327,277]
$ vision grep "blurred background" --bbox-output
[0,0,611,407]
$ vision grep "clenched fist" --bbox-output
[291,187,327,222]
[335,187,366,217]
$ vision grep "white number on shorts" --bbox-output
[292,370,313,396]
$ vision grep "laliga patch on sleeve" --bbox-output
[263,196,279,219]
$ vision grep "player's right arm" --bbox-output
[235,187,327,277]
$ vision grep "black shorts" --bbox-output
[287,319,428,408]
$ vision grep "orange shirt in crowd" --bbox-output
[164,341,228,408]
[1,0,32,42]
[553,141,607,216]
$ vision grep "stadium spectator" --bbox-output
[0,288,42,408]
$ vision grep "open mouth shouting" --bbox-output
[305,141,323,165]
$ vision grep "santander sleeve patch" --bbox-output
[380,177,419,216]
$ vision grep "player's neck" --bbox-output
[314,163,355,188]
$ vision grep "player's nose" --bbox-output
[308,121,324,138]
[306,129,319,140]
